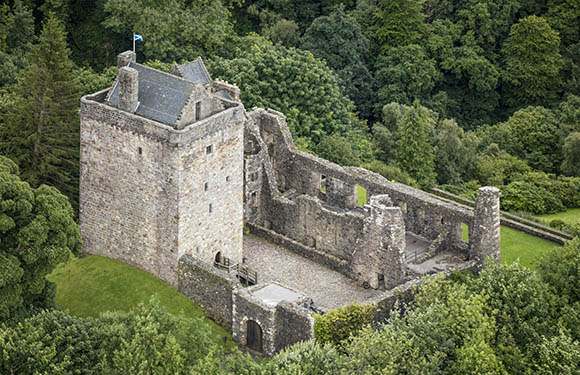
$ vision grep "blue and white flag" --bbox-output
[134,34,143,41]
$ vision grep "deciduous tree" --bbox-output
[501,16,563,109]
[0,155,80,320]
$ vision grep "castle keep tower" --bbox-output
[79,51,245,286]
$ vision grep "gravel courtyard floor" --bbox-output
[243,235,382,311]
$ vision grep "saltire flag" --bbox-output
[134,34,143,41]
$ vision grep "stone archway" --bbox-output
[214,251,221,264]
[246,320,263,353]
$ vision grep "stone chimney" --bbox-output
[117,50,136,70]
[118,66,139,113]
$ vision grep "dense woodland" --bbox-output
[0,0,579,373]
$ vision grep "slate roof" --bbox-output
[174,57,211,85]
[107,62,195,126]
[214,90,233,101]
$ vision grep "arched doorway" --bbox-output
[246,320,263,353]
[214,251,221,265]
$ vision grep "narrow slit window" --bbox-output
[204,182,209,191]
[209,203,212,213]
[195,101,201,121]
[226,176,230,182]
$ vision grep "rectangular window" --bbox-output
[195,101,201,121]
[206,145,213,154]
[209,203,212,213]
[204,182,208,191]
[226,176,230,182]
[138,147,142,155]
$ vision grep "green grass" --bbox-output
[462,223,559,269]
[357,184,367,206]
[500,226,559,269]
[47,255,235,349]
[535,208,580,226]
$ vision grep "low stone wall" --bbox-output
[367,259,479,325]
[274,301,315,350]
[247,224,352,278]
[430,187,571,244]
[178,255,236,328]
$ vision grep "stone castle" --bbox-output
[80,51,500,356]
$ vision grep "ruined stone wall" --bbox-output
[245,108,477,255]
[178,255,236,327]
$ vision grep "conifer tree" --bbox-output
[394,100,437,187]
[0,14,80,210]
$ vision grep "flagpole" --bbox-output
[133,33,135,53]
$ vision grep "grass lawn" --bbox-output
[462,224,559,269]
[535,208,580,226]
[47,255,236,350]
[357,184,367,206]
[500,226,559,269]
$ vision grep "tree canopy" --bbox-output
[0,155,80,320]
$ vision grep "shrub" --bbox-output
[362,160,418,187]
[313,303,376,349]
[501,181,565,214]
[549,219,566,230]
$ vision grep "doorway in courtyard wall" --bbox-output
[247,320,263,353]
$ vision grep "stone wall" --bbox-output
[274,301,315,350]
[232,284,313,356]
[243,108,500,274]
[80,87,246,286]
[178,255,236,327]
[80,99,180,286]
[232,286,277,356]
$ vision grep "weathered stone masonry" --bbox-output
[80,52,245,287]
[80,51,501,356]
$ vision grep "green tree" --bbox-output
[501,16,563,109]
[504,106,561,173]
[533,333,580,375]
[0,15,81,209]
[263,19,300,47]
[315,134,361,167]
[263,341,341,375]
[370,0,426,53]
[433,118,478,184]
[208,35,355,142]
[302,7,375,118]
[0,0,34,88]
[475,148,531,186]
[561,43,580,96]
[425,19,501,128]
[103,0,234,62]
[375,44,441,109]
[0,155,80,320]
[394,101,437,187]
[546,0,580,47]
[561,132,580,176]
